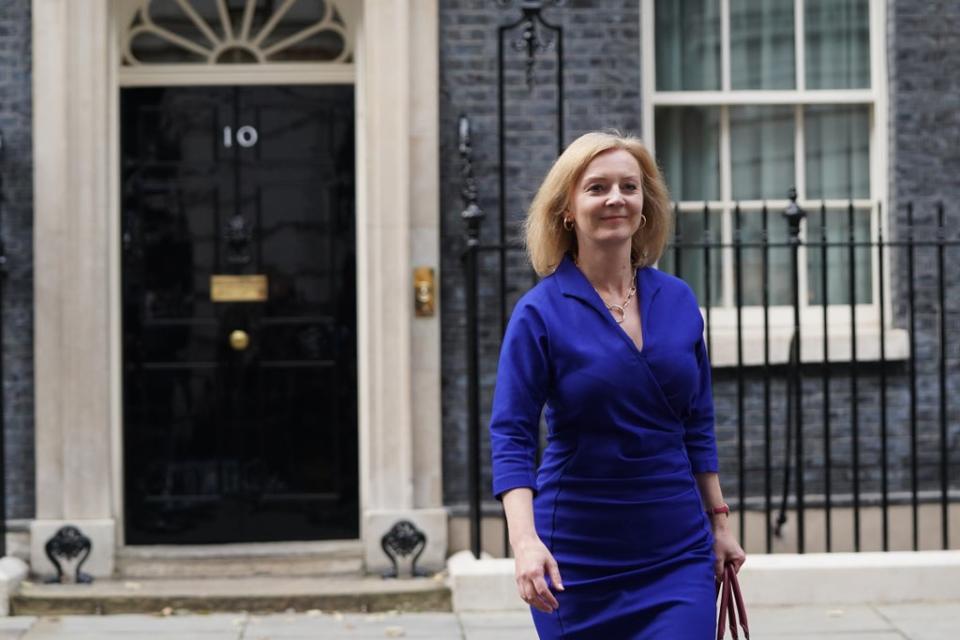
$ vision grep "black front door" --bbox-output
[121,85,358,544]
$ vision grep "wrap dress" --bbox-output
[490,254,718,639]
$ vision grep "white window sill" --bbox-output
[705,327,910,368]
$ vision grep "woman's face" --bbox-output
[568,149,645,253]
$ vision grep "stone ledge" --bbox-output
[446,550,960,612]
[740,550,960,605]
[11,576,451,616]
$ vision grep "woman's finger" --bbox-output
[521,581,552,613]
[546,556,564,591]
[533,576,559,610]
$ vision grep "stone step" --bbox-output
[11,576,452,616]
[115,540,364,579]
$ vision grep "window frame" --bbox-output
[640,0,891,364]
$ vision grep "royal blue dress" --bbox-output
[490,254,718,639]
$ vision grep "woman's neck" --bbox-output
[574,245,634,298]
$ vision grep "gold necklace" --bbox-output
[601,284,636,324]
[575,259,637,325]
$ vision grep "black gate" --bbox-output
[121,85,358,544]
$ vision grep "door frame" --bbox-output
[32,0,445,575]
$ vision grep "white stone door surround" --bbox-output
[30,0,444,576]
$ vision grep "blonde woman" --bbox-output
[489,131,745,638]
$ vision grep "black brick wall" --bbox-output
[439,0,960,517]
[0,0,34,520]
[440,0,642,505]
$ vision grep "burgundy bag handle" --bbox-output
[716,563,750,640]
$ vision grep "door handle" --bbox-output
[229,329,250,351]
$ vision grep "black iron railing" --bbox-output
[461,187,959,557]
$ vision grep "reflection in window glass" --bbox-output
[730,0,795,90]
[655,0,721,91]
[660,209,723,307]
[805,105,870,200]
[734,208,792,306]
[655,107,721,202]
[730,106,795,201]
[805,0,870,89]
[807,207,872,305]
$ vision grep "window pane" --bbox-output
[807,207,872,305]
[731,105,795,201]
[805,105,870,199]
[660,208,723,307]
[655,0,721,91]
[734,208,791,306]
[730,0,795,90]
[805,0,870,89]
[655,106,720,202]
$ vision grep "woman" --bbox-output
[489,131,745,639]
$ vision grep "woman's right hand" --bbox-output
[512,534,564,613]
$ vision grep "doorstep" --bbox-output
[10,575,451,616]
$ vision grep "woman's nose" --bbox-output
[606,187,625,205]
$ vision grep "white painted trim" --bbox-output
[640,0,655,145]
[672,198,874,212]
[108,0,125,546]
[720,0,730,92]
[795,0,805,91]
[707,326,909,368]
[118,63,356,86]
[652,89,875,105]
[353,11,370,545]
[719,106,733,308]
[869,0,890,330]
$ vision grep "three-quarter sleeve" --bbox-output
[489,301,552,499]
[684,331,720,474]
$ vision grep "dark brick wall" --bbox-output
[440,0,642,505]
[439,0,960,518]
[0,0,34,519]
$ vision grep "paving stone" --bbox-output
[0,620,34,632]
[24,613,244,633]
[873,602,960,640]
[243,612,462,639]
[745,604,895,634]
[458,611,535,632]
[23,634,238,640]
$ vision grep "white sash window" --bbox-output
[641,0,894,364]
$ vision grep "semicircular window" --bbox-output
[123,0,354,66]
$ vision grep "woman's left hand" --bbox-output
[711,519,746,579]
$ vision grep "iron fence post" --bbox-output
[783,188,806,553]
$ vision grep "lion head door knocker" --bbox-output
[44,525,94,584]
[380,519,428,578]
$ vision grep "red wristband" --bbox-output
[706,503,730,516]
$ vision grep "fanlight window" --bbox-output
[122,0,354,65]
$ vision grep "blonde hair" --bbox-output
[524,131,671,277]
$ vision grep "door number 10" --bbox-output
[223,125,259,148]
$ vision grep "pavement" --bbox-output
[0,602,958,639]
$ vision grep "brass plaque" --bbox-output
[210,275,268,302]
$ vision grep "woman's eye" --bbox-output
[588,184,604,192]
[623,183,638,191]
